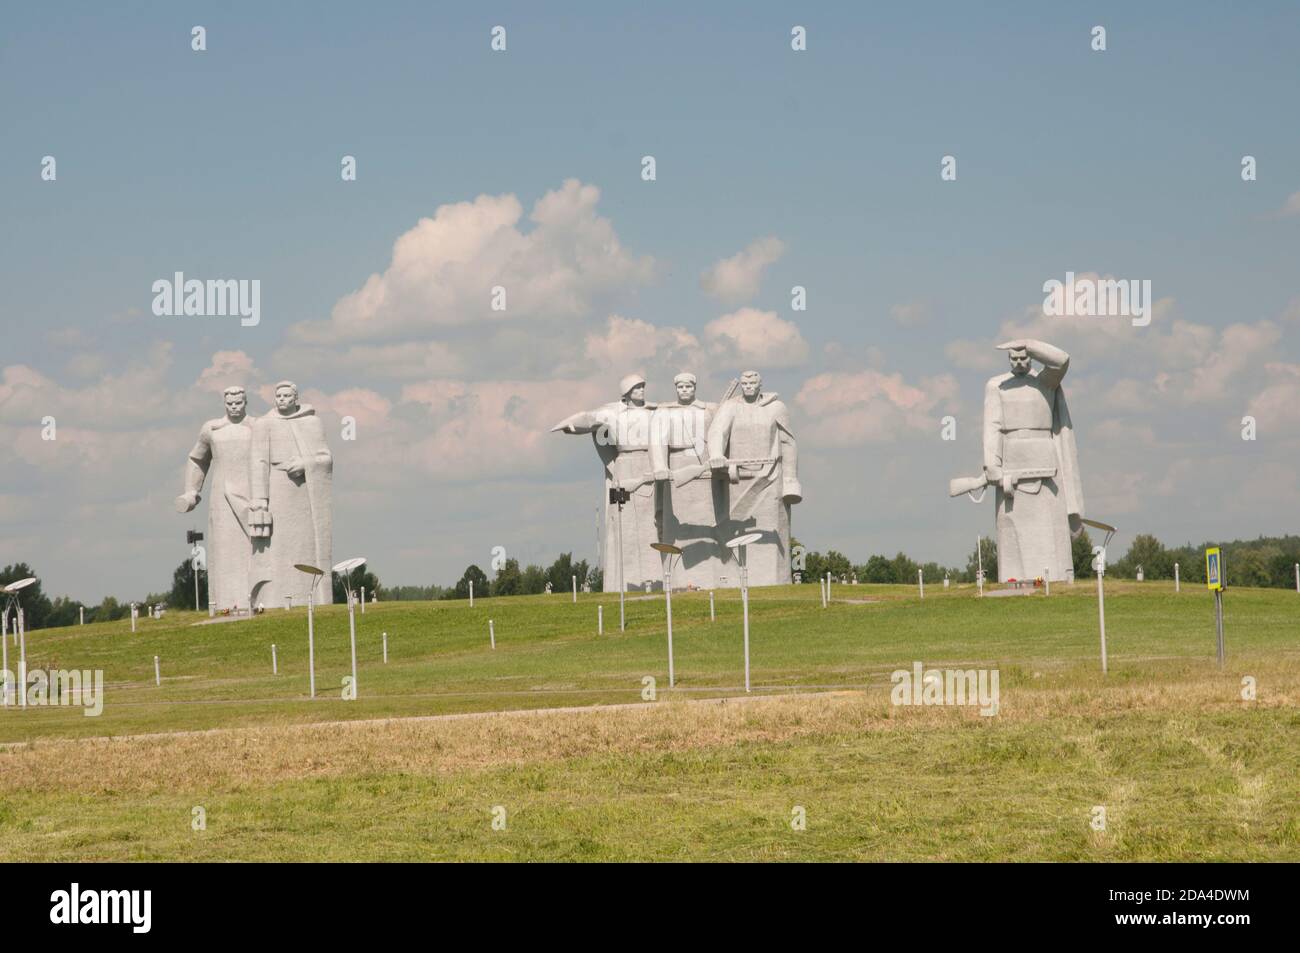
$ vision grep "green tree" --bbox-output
[520,564,546,594]
[1072,528,1095,579]
[491,558,522,597]
[860,554,896,583]
[0,563,54,629]
[823,550,853,580]
[333,567,381,603]
[964,539,997,583]
[451,565,489,600]
[1114,533,1172,579]
[168,559,209,610]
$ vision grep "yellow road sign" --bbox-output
[1205,547,1223,591]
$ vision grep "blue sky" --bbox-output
[2,2,1298,600]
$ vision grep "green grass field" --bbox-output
[1,581,1296,860]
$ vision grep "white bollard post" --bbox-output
[1175,562,1181,593]
[572,575,577,603]
[272,644,278,675]
[709,590,715,622]
[79,606,84,625]
[1,610,8,706]
[488,619,495,650]
[361,587,366,615]
[918,569,924,600]
[469,580,474,608]
[1044,569,1050,596]
[825,572,832,604]
[598,605,603,635]
[131,604,137,633]
[1295,563,1299,593]
[286,596,292,611]
[154,656,161,687]
[382,631,388,663]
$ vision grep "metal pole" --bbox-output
[572,574,577,603]
[598,605,603,635]
[1295,562,1298,593]
[193,557,200,611]
[977,535,984,597]
[469,579,474,608]
[131,603,137,633]
[709,589,715,622]
[272,643,278,675]
[2,608,8,706]
[79,606,84,625]
[825,572,831,605]
[489,619,495,650]
[1215,589,1225,668]
[663,554,675,689]
[1175,562,1180,593]
[154,656,161,687]
[1096,568,1108,675]
[348,588,358,699]
[918,569,924,599]
[617,501,626,631]
[18,608,26,709]
[382,631,388,663]
[361,587,366,614]
[307,588,316,699]
[741,547,751,693]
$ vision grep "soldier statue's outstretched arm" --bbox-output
[175,423,213,512]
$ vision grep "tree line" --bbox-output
[8,531,1299,631]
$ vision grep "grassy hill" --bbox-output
[0,581,1296,860]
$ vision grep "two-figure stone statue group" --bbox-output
[177,381,332,612]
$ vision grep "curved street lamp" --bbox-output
[650,543,683,688]
[725,533,763,693]
[333,557,366,700]
[294,563,325,698]
[2,578,36,708]
[1080,518,1117,674]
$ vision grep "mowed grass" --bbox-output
[0,581,1296,860]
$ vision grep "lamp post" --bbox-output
[334,558,366,701]
[186,530,205,611]
[726,533,763,694]
[611,487,629,631]
[294,564,324,698]
[1081,519,1117,675]
[2,579,36,708]
[651,543,683,689]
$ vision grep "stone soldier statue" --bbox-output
[706,370,802,586]
[249,381,334,606]
[175,386,254,611]
[651,372,724,589]
[979,339,1084,582]
[552,373,661,592]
